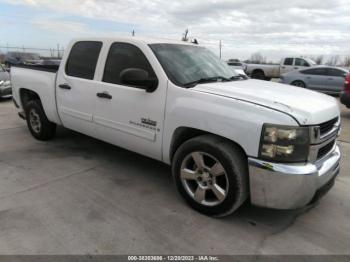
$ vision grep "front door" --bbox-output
[294,58,311,71]
[56,41,102,137]
[93,42,167,160]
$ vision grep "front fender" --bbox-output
[162,85,298,164]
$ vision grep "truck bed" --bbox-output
[11,64,59,73]
[11,65,62,125]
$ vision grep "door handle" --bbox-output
[97,92,112,99]
[59,84,71,90]
[281,66,286,69]
[328,78,333,80]
[294,67,299,69]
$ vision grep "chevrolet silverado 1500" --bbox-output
[11,37,341,216]
[246,57,317,80]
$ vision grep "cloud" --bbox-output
[2,0,350,60]
[31,18,87,33]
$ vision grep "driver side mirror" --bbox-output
[119,68,158,93]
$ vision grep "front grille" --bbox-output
[319,117,338,136]
[317,140,335,160]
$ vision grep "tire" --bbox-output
[25,100,56,141]
[172,135,248,217]
[251,70,266,80]
[291,80,306,88]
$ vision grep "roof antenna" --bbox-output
[132,30,135,37]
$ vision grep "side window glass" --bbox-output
[65,41,102,80]
[327,68,346,77]
[103,42,157,87]
[303,68,326,75]
[295,58,310,67]
[284,58,293,66]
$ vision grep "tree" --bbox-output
[343,56,350,67]
[310,55,324,65]
[250,52,266,64]
[326,55,340,66]
[181,29,189,42]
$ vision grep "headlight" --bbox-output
[0,80,10,86]
[259,124,310,162]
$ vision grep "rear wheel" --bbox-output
[291,80,306,88]
[25,100,56,141]
[172,135,248,217]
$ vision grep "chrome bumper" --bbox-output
[248,145,340,209]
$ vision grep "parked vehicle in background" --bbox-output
[340,74,350,108]
[227,60,247,72]
[11,37,341,217]
[246,57,317,80]
[280,66,349,95]
[4,52,61,68]
[0,64,11,99]
[5,52,42,67]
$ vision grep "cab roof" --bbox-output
[70,36,197,46]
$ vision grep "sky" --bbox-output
[0,0,349,62]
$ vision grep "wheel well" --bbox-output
[169,127,247,162]
[19,88,41,109]
[252,69,265,76]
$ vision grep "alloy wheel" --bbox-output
[180,152,229,206]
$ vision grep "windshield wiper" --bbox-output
[183,76,231,88]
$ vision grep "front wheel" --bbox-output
[172,135,248,217]
[25,100,56,141]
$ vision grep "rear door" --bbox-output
[280,58,294,74]
[326,68,348,93]
[93,41,167,160]
[302,68,328,91]
[56,41,102,137]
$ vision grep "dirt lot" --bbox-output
[0,98,349,255]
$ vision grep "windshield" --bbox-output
[150,44,240,87]
[305,58,317,66]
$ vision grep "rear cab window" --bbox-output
[65,41,103,80]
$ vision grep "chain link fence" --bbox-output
[0,45,64,64]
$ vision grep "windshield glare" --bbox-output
[150,44,239,87]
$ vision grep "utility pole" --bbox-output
[219,40,222,59]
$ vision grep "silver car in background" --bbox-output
[0,64,12,99]
[280,66,349,95]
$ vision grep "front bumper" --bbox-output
[248,145,340,209]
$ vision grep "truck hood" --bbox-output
[193,79,340,125]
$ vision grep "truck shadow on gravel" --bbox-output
[53,126,315,232]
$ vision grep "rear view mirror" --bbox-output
[120,68,158,93]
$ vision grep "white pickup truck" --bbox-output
[11,37,341,217]
[246,57,317,80]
